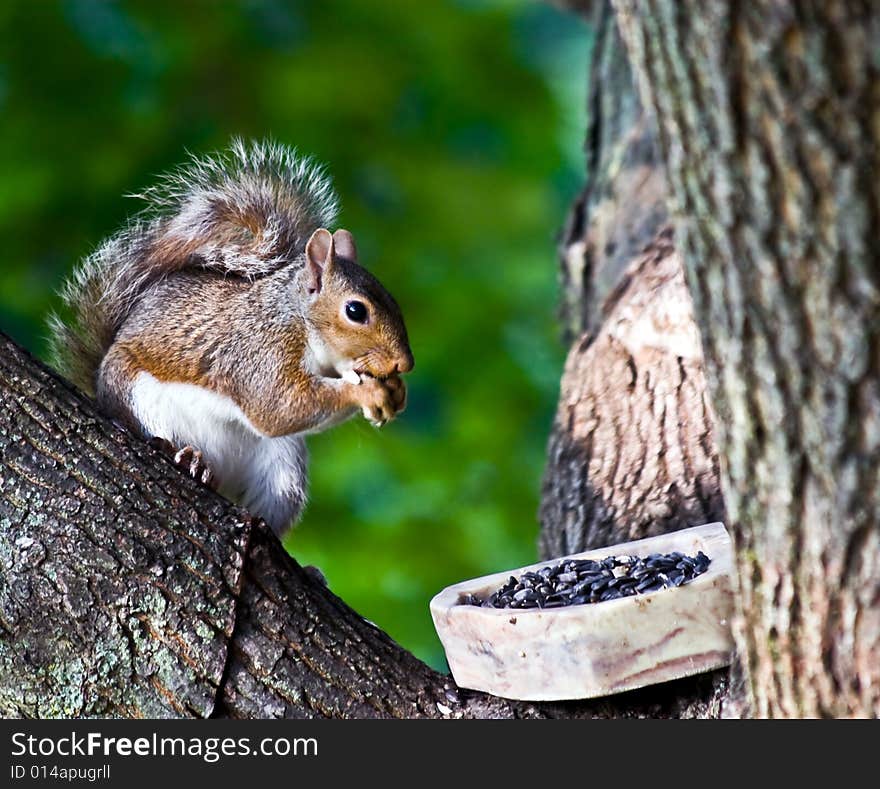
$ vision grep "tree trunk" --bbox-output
[557,0,669,343]
[542,230,726,558]
[0,333,730,718]
[541,0,726,566]
[538,0,732,718]
[614,0,880,717]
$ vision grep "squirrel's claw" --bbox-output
[383,374,407,414]
[150,437,217,488]
[357,373,406,427]
[302,564,328,586]
[364,411,388,428]
[148,436,176,456]
[173,446,218,490]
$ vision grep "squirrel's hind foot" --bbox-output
[173,445,218,490]
[149,437,218,490]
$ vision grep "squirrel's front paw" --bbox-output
[357,374,406,427]
[382,374,407,415]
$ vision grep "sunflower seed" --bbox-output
[465,548,712,610]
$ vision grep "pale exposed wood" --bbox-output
[541,231,726,558]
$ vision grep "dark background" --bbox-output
[0,0,589,669]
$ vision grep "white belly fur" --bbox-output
[129,372,308,534]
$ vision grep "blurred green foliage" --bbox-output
[0,0,589,670]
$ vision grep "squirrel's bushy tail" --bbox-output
[48,138,339,394]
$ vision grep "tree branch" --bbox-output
[0,332,732,718]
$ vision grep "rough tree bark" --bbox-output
[0,334,450,719]
[614,0,880,717]
[542,229,726,558]
[538,0,732,718]
[541,0,726,574]
[556,0,669,343]
[0,333,728,718]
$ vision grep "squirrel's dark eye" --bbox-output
[345,300,368,324]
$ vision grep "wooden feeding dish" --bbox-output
[430,522,734,701]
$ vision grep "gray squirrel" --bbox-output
[49,139,414,535]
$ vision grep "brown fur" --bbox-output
[49,139,413,437]
[53,141,412,535]
[102,245,412,438]
[49,139,341,395]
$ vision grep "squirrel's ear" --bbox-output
[332,229,358,262]
[305,228,334,294]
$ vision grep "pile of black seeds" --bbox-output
[462,550,711,610]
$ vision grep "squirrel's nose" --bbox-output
[396,351,414,374]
